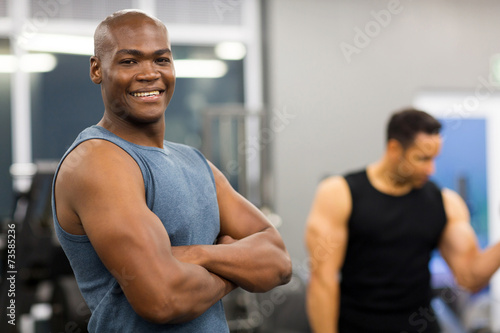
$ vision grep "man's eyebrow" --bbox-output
[154,48,172,55]
[115,48,172,57]
[115,49,143,57]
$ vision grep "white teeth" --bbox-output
[132,90,160,97]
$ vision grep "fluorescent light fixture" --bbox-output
[0,55,17,73]
[20,54,58,72]
[215,42,246,60]
[0,53,58,73]
[22,33,94,56]
[175,59,228,78]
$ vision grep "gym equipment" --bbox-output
[0,161,90,333]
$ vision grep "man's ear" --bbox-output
[90,56,102,84]
[387,138,404,159]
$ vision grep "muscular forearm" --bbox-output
[460,242,500,292]
[176,228,291,292]
[169,265,236,323]
[142,261,236,324]
[208,228,291,292]
[307,275,340,333]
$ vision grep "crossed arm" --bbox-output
[173,161,292,293]
[54,140,291,324]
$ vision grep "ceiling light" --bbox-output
[175,59,228,78]
[0,53,58,73]
[215,42,246,60]
[23,33,94,56]
[0,55,17,73]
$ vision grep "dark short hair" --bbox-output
[387,108,441,149]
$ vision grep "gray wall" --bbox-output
[266,0,500,264]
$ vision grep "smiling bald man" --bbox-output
[51,9,291,333]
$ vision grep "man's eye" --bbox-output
[120,59,136,64]
[157,58,171,64]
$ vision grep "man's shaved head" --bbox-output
[93,9,167,59]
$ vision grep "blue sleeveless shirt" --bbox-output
[51,126,229,332]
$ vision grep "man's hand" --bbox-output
[189,161,292,293]
[55,140,236,324]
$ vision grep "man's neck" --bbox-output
[97,115,165,148]
[367,159,413,196]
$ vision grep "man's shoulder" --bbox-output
[441,187,465,207]
[342,169,368,192]
[316,175,351,199]
[66,138,132,165]
[317,168,365,186]
[58,138,140,188]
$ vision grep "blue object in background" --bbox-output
[429,117,488,286]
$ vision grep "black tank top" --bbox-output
[339,170,446,332]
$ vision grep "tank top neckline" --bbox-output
[91,125,171,155]
[363,169,416,199]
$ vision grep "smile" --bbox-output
[130,90,162,97]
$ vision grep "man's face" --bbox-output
[95,16,176,124]
[396,133,442,188]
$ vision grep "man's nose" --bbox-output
[136,63,160,81]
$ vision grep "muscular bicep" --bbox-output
[55,140,180,316]
[208,161,274,239]
[305,176,351,332]
[305,176,351,275]
[193,161,291,292]
[439,189,479,277]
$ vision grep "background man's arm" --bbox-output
[304,176,351,333]
[439,188,500,292]
[55,140,236,324]
[173,162,292,292]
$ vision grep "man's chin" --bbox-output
[413,178,429,188]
